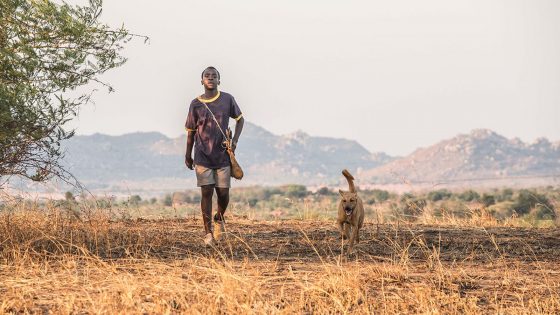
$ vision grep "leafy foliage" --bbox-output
[457,190,480,202]
[481,193,496,207]
[369,189,391,203]
[497,188,514,202]
[427,189,452,202]
[284,185,308,199]
[513,189,554,218]
[316,186,333,196]
[129,195,142,205]
[163,194,173,207]
[0,0,137,183]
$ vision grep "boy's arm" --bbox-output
[231,116,244,152]
[185,130,195,170]
[185,102,197,170]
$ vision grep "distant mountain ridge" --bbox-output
[59,124,559,191]
[62,122,394,189]
[360,129,560,185]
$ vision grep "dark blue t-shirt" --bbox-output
[185,91,243,168]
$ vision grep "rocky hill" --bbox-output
[49,126,560,192]
[360,129,560,185]
[62,122,393,189]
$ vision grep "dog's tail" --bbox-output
[342,169,356,193]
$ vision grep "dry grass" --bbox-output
[1,204,559,314]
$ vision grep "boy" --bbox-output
[185,66,244,246]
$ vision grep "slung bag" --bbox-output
[200,100,244,180]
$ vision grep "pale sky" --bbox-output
[68,0,560,156]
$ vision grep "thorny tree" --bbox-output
[0,0,141,184]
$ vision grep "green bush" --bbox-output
[529,207,555,220]
[129,195,142,205]
[427,189,452,202]
[65,191,75,202]
[458,190,480,202]
[513,189,554,217]
[481,194,496,207]
[487,201,515,219]
[371,189,390,203]
[498,188,514,202]
[284,185,308,199]
[248,198,258,207]
[0,0,136,183]
[315,187,332,196]
[163,195,173,207]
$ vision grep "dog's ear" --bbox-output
[339,189,344,196]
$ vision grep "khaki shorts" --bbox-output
[195,165,231,188]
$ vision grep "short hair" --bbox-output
[201,66,220,79]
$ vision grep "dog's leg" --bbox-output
[348,224,358,254]
[338,221,347,240]
[343,223,351,240]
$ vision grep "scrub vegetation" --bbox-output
[1,186,559,314]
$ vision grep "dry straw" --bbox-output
[0,201,559,314]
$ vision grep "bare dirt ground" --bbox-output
[1,216,559,314]
[119,218,560,262]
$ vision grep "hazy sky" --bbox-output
[68,0,560,156]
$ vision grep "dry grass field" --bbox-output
[1,206,559,314]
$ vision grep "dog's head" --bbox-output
[339,190,358,217]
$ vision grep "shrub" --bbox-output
[488,201,515,219]
[64,191,75,202]
[529,207,555,220]
[371,189,390,203]
[427,189,452,202]
[129,195,142,205]
[315,187,332,196]
[284,185,308,199]
[481,194,496,207]
[513,189,554,217]
[498,188,514,202]
[0,0,137,183]
[458,190,480,202]
[163,195,173,207]
[248,198,258,207]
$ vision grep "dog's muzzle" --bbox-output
[344,207,354,216]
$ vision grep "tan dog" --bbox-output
[337,169,365,254]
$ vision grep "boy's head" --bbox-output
[201,66,220,90]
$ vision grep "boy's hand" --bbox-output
[185,156,194,170]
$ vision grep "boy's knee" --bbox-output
[201,185,215,198]
[215,187,229,198]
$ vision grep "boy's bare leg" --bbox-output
[213,187,229,241]
[200,184,215,234]
[215,187,229,221]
